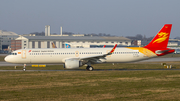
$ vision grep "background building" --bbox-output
[45,25,50,36]
[11,36,131,50]
[0,37,2,51]
[0,30,19,53]
[168,39,179,46]
[2,25,179,53]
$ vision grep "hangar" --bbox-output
[0,30,19,53]
[11,36,131,51]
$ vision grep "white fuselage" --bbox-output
[4,47,156,64]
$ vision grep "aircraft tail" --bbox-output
[51,42,57,48]
[144,24,175,56]
[144,24,172,49]
[65,43,71,48]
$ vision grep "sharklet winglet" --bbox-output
[109,44,117,54]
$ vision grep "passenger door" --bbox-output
[21,50,26,59]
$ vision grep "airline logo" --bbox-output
[28,50,31,52]
[153,32,169,43]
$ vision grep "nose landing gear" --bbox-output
[23,64,26,71]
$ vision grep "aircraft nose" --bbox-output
[4,56,12,63]
[4,56,9,62]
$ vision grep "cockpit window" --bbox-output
[10,53,17,55]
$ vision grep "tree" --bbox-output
[135,34,143,40]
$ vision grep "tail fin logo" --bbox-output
[153,32,169,43]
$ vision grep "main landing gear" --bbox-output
[86,62,93,71]
[86,66,94,71]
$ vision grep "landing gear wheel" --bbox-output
[86,66,94,71]
[88,66,93,71]
[23,64,26,71]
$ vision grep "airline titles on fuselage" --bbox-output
[31,50,54,53]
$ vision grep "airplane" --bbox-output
[52,42,71,48]
[4,24,175,71]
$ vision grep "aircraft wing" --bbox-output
[79,44,117,63]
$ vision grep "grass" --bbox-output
[0,70,180,101]
[0,63,180,100]
[0,56,5,61]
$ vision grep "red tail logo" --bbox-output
[153,32,169,43]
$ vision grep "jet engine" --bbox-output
[64,59,83,69]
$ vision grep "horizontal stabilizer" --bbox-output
[155,49,175,54]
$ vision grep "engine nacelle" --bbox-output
[64,59,83,69]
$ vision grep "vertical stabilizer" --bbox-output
[144,24,172,49]
[51,42,57,48]
[65,43,71,48]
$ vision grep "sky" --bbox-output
[0,0,180,38]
